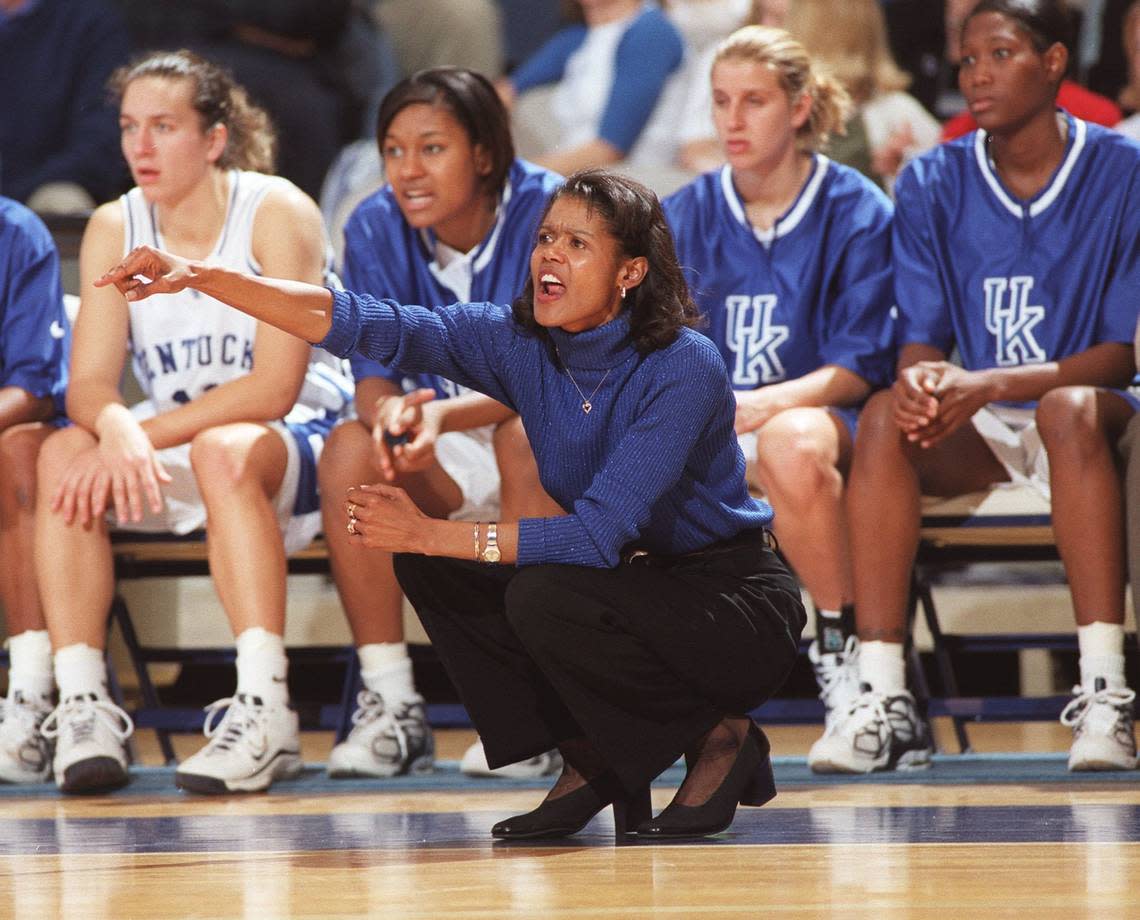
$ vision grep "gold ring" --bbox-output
[348,502,358,520]
[347,518,357,535]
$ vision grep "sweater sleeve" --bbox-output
[516,338,728,568]
[318,288,518,407]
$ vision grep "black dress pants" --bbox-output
[393,533,805,794]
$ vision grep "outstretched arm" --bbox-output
[95,245,335,344]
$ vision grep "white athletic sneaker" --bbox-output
[41,694,133,793]
[1061,679,1138,771]
[808,686,932,774]
[0,691,53,783]
[809,635,861,732]
[459,738,563,779]
[175,694,303,794]
[327,690,434,778]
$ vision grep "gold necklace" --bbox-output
[555,347,611,415]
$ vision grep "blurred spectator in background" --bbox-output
[114,0,377,199]
[499,0,691,193]
[1115,0,1140,138]
[879,0,946,115]
[0,0,130,213]
[499,0,563,69]
[1080,0,1130,100]
[785,0,940,192]
[372,0,505,80]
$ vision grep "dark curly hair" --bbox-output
[511,169,701,355]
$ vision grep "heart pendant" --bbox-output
[582,402,592,414]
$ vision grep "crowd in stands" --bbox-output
[1,0,1140,836]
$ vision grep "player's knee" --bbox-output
[754,417,837,500]
[1036,386,1098,446]
[318,419,374,489]
[35,426,93,487]
[189,426,250,489]
[858,389,897,438]
[0,427,44,493]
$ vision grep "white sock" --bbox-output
[54,643,109,701]
[235,627,289,705]
[359,642,417,704]
[5,630,54,704]
[1077,621,1126,690]
[859,640,906,694]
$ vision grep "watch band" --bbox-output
[480,521,501,563]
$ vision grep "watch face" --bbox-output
[483,545,502,563]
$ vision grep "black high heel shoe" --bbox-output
[492,776,653,840]
[636,721,775,839]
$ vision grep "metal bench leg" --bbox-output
[904,578,939,752]
[109,594,177,765]
[914,571,972,753]
[336,650,361,743]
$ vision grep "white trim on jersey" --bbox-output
[718,156,831,246]
[973,116,1088,219]
[420,181,517,304]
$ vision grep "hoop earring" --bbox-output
[620,286,627,300]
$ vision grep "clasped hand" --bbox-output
[373,388,442,481]
[344,483,430,552]
[893,361,993,448]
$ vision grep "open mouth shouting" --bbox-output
[536,271,567,302]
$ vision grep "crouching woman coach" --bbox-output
[96,169,805,840]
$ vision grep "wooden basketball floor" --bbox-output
[2,723,1138,919]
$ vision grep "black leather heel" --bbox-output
[636,722,775,839]
[492,775,651,840]
[612,784,653,835]
[739,724,776,807]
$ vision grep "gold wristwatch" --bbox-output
[480,521,501,563]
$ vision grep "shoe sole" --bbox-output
[59,756,129,794]
[176,751,304,795]
[1069,758,1138,771]
[328,754,434,779]
[808,746,933,775]
[0,765,51,784]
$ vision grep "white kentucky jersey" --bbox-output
[663,156,897,392]
[893,114,1140,380]
[342,158,562,401]
[121,170,352,423]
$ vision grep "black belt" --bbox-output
[620,528,773,567]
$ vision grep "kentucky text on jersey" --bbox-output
[132,333,254,390]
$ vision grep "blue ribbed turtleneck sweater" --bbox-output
[320,290,773,568]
